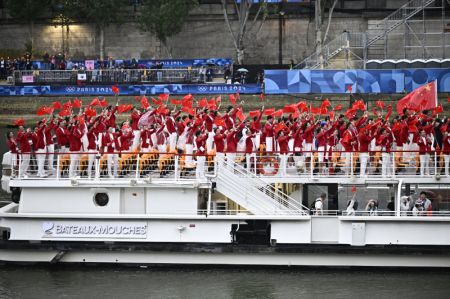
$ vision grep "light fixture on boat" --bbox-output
[435,173,441,181]
[177,225,186,232]
[70,178,78,186]
[145,176,152,184]
[130,179,137,186]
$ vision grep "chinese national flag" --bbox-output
[397,80,438,114]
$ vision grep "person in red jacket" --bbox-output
[16,127,32,178]
[277,130,290,176]
[35,120,47,178]
[99,126,120,178]
[358,127,373,178]
[376,128,393,177]
[165,108,181,152]
[195,130,208,180]
[225,128,238,169]
[213,127,226,169]
[443,131,450,177]
[244,130,255,173]
[44,118,57,171]
[68,122,83,178]
[418,129,432,176]
[86,123,98,178]
[55,120,70,153]
[264,116,274,153]
[6,131,18,172]
[130,107,142,150]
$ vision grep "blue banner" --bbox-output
[33,58,233,70]
[265,68,450,94]
[0,84,261,96]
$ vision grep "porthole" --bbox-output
[94,193,109,206]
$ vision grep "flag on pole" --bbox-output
[396,80,438,114]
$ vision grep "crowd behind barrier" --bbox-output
[1,53,235,84]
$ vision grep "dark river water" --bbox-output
[0,266,448,299]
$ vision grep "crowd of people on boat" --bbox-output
[5,94,450,180]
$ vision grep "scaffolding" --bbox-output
[296,0,450,69]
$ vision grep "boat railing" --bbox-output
[315,210,450,217]
[7,149,446,181]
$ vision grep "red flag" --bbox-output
[384,105,393,121]
[117,104,133,114]
[182,106,196,116]
[333,105,343,111]
[347,85,353,93]
[198,98,208,108]
[59,109,71,117]
[216,95,221,103]
[52,101,62,110]
[328,111,335,120]
[207,99,217,110]
[376,100,385,110]
[236,109,246,121]
[214,117,226,127]
[433,103,443,115]
[37,106,53,116]
[351,186,357,193]
[296,101,308,111]
[229,94,236,105]
[352,99,366,111]
[171,99,182,105]
[85,107,97,117]
[260,93,265,101]
[182,94,193,102]
[263,108,275,116]
[157,104,167,114]
[141,97,150,109]
[90,98,100,106]
[274,122,286,134]
[372,107,379,117]
[152,97,162,106]
[321,99,331,109]
[447,97,450,103]
[249,110,261,118]
[283,104,297,114]
[159,93,169,101]
[73,98,82,108]
[396,81,438,114]
[63,100,72,110]
[111,85,120,95]
[310,106,321,115]
[13,118,25,126]
[272,109,283,118]
[345,108,357,119]
[99,98,108,107]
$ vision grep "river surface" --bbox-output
[0,266,448,298]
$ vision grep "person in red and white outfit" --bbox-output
[99,126,120,178]
[443,131,450,177]
[68,121,83,178]
[35,120,47,177]
[418,129,432,176]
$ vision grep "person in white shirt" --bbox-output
[314,193,327,216]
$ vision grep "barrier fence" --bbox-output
[13,69,204,85]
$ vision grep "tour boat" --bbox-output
[1,149,450,267]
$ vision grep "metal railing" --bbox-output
[11,152,214,182]
[8,150,448,181]
[312,210,450,217]
[13,68,202,85]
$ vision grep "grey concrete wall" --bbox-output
[0,1,446,64]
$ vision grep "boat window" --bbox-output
[401,184,450,211]
[338,184,396,212]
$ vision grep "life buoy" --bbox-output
[258,157,279,176]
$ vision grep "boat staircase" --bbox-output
[297,0,437,69]
[214,159,308,216]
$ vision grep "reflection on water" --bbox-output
[0,266,448,299]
